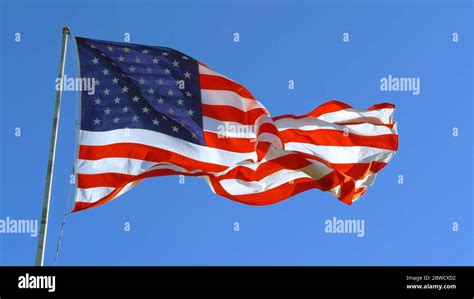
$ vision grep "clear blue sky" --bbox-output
[0,0,472,266]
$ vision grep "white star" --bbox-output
[102,68,110,75]
[191,132,197,139]
[92,57,99,64]
[103,88,110,95]
[132,96,140,102]
[142,49,149,54]
[122,86,129,93]
[148,88,155,94]
[139,78,145,85]
[152,118,159,125]
[132,115,139,122]
[172,126,179,132]
[172,60,180,67]
[184,71,191,79]
[182,55,189,60]
[95,80,100,86]
[118,56,125,62]
[162,52,169,56]
[157,78,164,85]
[94,98,101,105]
[135,57,141,64]
[129,66,136,72]
[177,99,184,106]
[168,107,175,114]
[107,45,113,51]
[157,98,164,104]
[147,67,152,73]
[187,109,194,116]
[122,106,129,112]
[124,47,130,53]
[164,68,171,75]
[113,117,119,124]
[186,91,192,97]
[112,77,119,84]
[93,118,101,125]
[162,115,168,120]
[114,97,121,104]
[104,108,111,115]
[152,57,159,64]
[90,44,96,49]
[167,89,174,96]
[142,107,150,114]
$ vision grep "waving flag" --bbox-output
[73,37,398,212]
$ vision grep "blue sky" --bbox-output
[0,0,472,266]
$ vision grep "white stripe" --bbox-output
[284,142,395,164]
[76,186,114,203]
[201,89,264,112]
[275,117,396,136]
[213,149,294,174]
[218,162,333,195]
[317,108,394,125]
[79,129,256,166]
[76,181,138,204]
[77,158,192,175]
[355,172,377,189]
[203,117,256,138]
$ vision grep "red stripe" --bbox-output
[200,74,256,100]
[257,122,280,137]
[272,100,352,121]
[79,143,228,173]
[208,171,355,206]
[332,161,387,180]
[368,103,395,110]
[202,104,266,125]
[279,129,398,150]
[78,172,134,188]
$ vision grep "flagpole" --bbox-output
[35,26,70,266]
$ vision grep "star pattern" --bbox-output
[77,37,204,144]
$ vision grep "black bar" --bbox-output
[0,266,473,298]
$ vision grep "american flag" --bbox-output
[73,37,398,212]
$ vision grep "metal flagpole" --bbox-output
[35,26,70,266]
